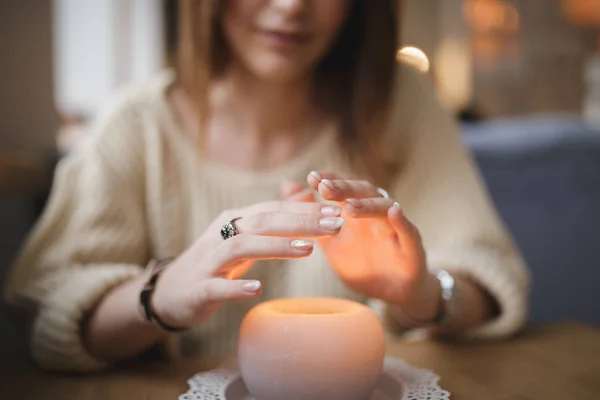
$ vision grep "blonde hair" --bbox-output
[176,0,400,185]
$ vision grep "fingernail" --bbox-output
[291,239,314,249]
[310,171,321,181]
[393,201,401,209]
[321,205,342,216]
[242,281,261,293]
[319,217,344,231]
[321,179,337,191]
[346,198,362,208]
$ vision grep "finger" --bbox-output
[213,235,316,268]
[387,203,424,257]
[308,171,380,201]
[287,187,316,203]
[307,170,345,191]
[344,197,396,217]
[247,200,329,215]
[235,212,344,237]
[281,181,305,199]
[197,278,262,303]
[317,179,381,202]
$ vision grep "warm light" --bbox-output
[464,0,520,33]
[239,298,385,400]
[561,0,600,27]
[436,39,473,112]
[396,46,430,73]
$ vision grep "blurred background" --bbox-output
[1,0,599,365]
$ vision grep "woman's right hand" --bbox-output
[151,200,344,329]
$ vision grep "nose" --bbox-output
[270,0,306,14]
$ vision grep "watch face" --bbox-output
[433,269,459,325]
[436,269,454,287]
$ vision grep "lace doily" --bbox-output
[178,356,450,400]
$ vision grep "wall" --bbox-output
[53,0,164,119]
[403,0,596,117]
[0,0,59,154]
[402,0,441,59]
[402,0,473,112]
[0,0,58,367]
[471,0,597,117]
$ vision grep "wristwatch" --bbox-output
[139,258,188,332]
[432,269,461,326]
[390,268,461,328]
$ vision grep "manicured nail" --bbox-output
[310,171,321,181]
[321,179,337,191]
[319,217,344,231]
[242,281,262,293]
[291,239,314,249]
[321,205,342,216]
[393,201,401,209]
[346,198,362,208]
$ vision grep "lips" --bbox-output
[258,29,310,46]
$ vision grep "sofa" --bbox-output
[463,115,600,327]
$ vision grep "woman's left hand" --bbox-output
[283,171,441,320]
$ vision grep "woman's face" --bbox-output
[222,0,351,83]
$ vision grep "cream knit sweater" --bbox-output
[4,66,529,371]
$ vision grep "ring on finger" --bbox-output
[220,217,242,240]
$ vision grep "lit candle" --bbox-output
[238,297,385,400]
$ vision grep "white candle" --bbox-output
[238,297,386,400]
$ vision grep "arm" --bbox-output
[4,144,151,370]
[385,65,529,338]
[6,131,346,371]
[2,98,166,370]
[389,271,498,334]
[86,200,348,362]
[83,275,168,363]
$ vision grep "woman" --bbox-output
[5,0,528,372]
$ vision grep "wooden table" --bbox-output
[2,323,599,399]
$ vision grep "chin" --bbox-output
[248,56,312,84]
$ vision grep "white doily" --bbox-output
[179,356,450,400]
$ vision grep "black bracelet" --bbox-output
[139,258,189,333]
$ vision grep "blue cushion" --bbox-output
[462,115,600,158]
[463,116,600,327]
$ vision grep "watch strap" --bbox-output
[390,269,460,329]
[139,258,188,333]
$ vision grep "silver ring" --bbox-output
[376,187,390,199]
[220,217,241,240]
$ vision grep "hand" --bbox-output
[150,201,344,328]
[283,173,440,320]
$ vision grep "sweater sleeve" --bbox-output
[4,101,149,371]
[385,65,530,339]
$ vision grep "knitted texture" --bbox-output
[4,66,529,371]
